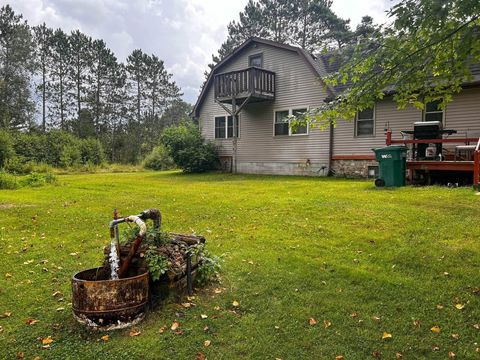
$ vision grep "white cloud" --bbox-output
[8,0,398,104]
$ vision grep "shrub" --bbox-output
[161,122,218,173]
[143,145,175,170]
[0,172,18,189]
[79,138,105,165]
[0,131,14,169]
[18,172,57,188]
[4,158,53,175]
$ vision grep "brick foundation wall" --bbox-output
[331,159,378,178]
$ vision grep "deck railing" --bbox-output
[214,67,275,100]
[474,137,480,189]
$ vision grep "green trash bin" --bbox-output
[372,146,407,187]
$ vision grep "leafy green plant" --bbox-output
[195,248,222,286]
[142,144,175,171]
[0,131,14,169]
[161,121,218,173]
[144,249,169,281]
[0,171,18,189]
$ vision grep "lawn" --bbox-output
[0,171,479,360]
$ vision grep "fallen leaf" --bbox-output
[454,303,465,310]
[41,336,53,345]
[101,335,109,342]
[26,318,39,325]
[33,357,40,360]
[1,311,12,318]
[52,291,62,298]
[431,325,441,333]
[200,314,208,319]
[232,300,240,307]
[448,351,456,358]
[436,304,444,310]
[382,332,392,340]
[413,319,421,327]
[214,288,222,294]
[372,351,381,358]
[174,329,184,335]
[181,303,192,308]
[335,356,344,360]
[129,330,141,337]
[5,273,12,278]
[159,326,167,334]
[196,352,206,360]
[350,312,358,318]
[55,307,65,312]
[395,352,403,359]
[187,296,195,301]
[474,323,480,330]
[171,321,179,331]
[204,340,211,347]
[323,320,332,328]
[372,316,381,321]
[69,253,78,256]
[432,344,440,351]
[451,333,459,340]
[214,306,220,311]
[309,318,317,326]
[203,325,209,332]
[16,352,24,359]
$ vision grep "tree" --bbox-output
[69,30,92,118]
[33,23,53,132]
[0,5,35,129]
[49,28,73,129]
[307,0,480,127]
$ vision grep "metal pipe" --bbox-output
[186,253,193,296]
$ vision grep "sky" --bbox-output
[7,0,397,104]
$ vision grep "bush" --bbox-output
[79,138,105,165]
[3,158,53,175]
[18,172,57,188]
[0,172,18,189]
[143,145,175,170]
[161,122,218,173]
[0,131,14,169]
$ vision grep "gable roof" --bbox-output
[192,37,335,118]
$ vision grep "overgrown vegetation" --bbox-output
[143,249,169,281]
[161,122,218,173]
[142,145,175,171]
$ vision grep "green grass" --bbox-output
[0,171,479,359]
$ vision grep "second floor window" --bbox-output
[355,107,375,137]
[249,54,263,68]
[215,115,239,139]
[424,100,444,122]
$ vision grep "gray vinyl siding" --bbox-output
[198,42,330,165]
[333,87,480,155]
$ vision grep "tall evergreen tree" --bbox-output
[69,30,92,118]
[49,28,73,129]
[33,23,53,132]
[0,5,35,129]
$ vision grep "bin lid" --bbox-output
[372,145,407,152]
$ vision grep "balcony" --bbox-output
[214,67,275,104]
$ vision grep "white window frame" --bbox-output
[354,105,376,137]
[214,114,240,139]
[423,100,445,123]
[273,106,309,137]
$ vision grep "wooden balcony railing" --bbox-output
[214,67,275,102]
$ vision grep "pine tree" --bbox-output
[0,5,35,129]
[69,30,92,118]
[49,28,73,129]
[33,23,53,132]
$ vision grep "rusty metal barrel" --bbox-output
[72,266,149,328]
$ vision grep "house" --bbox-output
[192,37,480,179]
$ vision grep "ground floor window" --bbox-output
[274,107,308,136]
[424,100,444,122]
[355,107,375,137]
[215,115,239,139]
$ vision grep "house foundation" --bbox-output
[331,159,378,178]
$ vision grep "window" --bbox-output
[249,53,263,68]
[215,115,239,139]
[355,107,375,136]
[424,100,444,122]
[274,108,309,136]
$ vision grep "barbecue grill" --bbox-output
[401,121,456,160]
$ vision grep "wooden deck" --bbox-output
[407,160,475,172]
